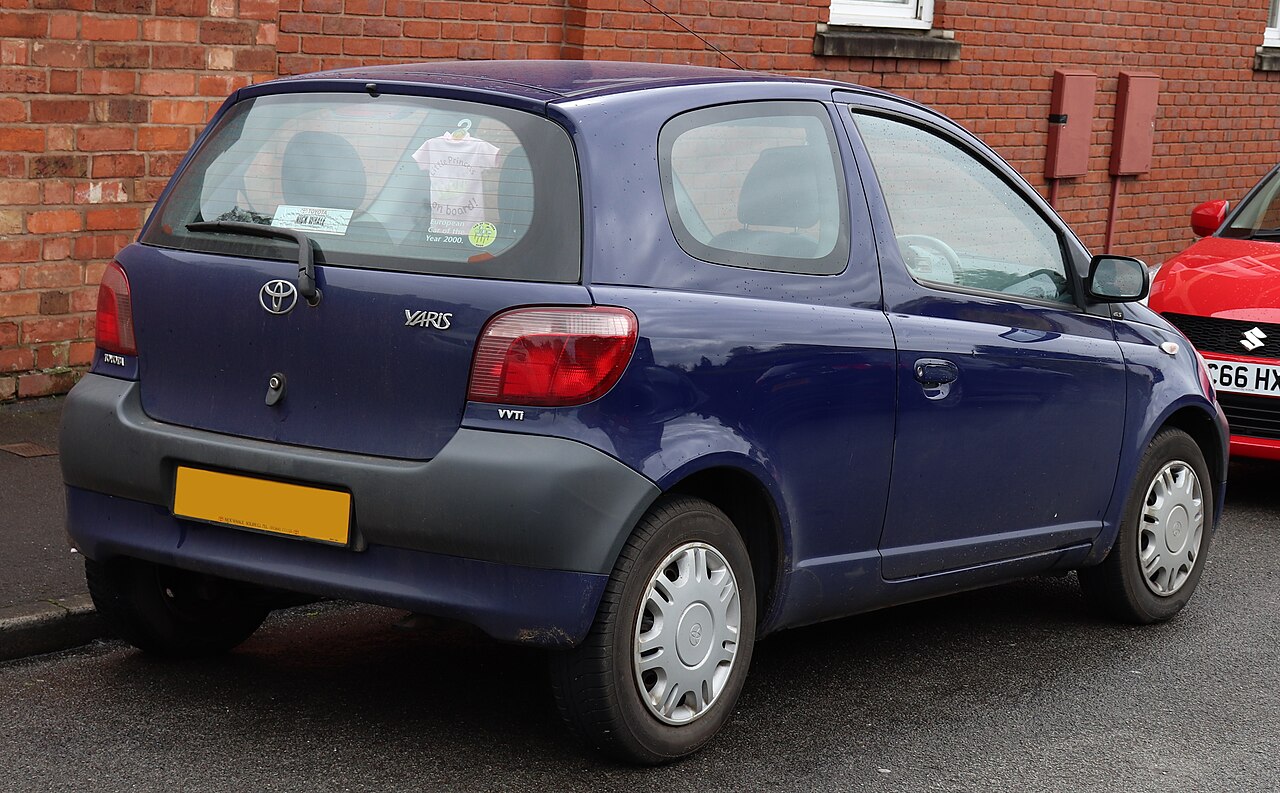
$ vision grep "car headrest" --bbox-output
[281,131,367,211]
[737,146,822,229]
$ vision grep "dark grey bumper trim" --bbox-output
[60,375,660,575]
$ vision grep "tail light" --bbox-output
[95,260,137,356]
[467,306,638,407]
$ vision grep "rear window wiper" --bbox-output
[186,221,321,306]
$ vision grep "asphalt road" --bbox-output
[2,462,1278,792]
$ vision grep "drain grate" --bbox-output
[0,442,57,458]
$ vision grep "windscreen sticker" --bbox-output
[271,205,354,235]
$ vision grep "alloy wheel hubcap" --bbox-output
[633,542,741,725]
[1138,460,1204,597]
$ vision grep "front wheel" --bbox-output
[550,496,757,764]
[1078,428,1214,623]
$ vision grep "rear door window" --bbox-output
[144,92,581,283]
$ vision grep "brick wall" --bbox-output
[2,0,1279,400]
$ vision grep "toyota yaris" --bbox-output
[62,61,1227,763]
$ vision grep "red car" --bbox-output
[1151,165,1280,460]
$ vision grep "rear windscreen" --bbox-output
[143,92,581,283]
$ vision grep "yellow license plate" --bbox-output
[173,467,351,545]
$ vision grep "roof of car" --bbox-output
[278,59,843,102]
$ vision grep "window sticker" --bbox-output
[469,222,498,248]
[412,122,500,238]
[271,205,354,235]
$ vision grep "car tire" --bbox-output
[550,496,757,764]
[85,557,270,658]
[1078,428,1213,624]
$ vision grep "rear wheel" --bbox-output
[1078,428,1213,623]
[86,557,269,657]
[550,496,757,764]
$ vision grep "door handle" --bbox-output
[914,358,959,386]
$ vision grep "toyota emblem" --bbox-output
[260,279,298,315]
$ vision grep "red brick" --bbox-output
[0,348,35,373]
[96,0,154,11]
[0,321,16,346]
[94,44,152,68]
[76,126,135,151]
[94,98,149,123]
[198,75,250,96]
[27,210,83,234]
[23,263,82,289]
[18,371,78,398]
[151,100,208,124]
[48,12,78,38]
[143,18,197,41]
[0,99,24,123]
[140,72,196,96]
[30,154,88,178]
[0,127,46,152]
[200,20,255,44]
[0,293,40,318]
[0,376,15,402]
[156,0,201,14]
[0,69,47,93]
[30,98,91,123]
[21,316,80,343]
[0,242,39,268]
[80,70,135,94]
[42,236,74,260]
[153,44,206,69]
[234,47,276,71]
[30,41,89,67]
[0,268,17,291]
[138,126,190,151]
[81,16,138,40]
[69,341,95,367]
[148,153,186,177]
[73,180,130,204]
[86,206,143,230]
[0,13,49,37]
[34,343,71,369]
[48,70,77,93]
[240,0,277,19]
[91,154,146,178]
[0,181,41,205]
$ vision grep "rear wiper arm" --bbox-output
[186,221,321,306]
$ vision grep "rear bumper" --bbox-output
[60,374,662,645]
[66,486,606,646]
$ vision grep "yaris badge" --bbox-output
[260,280,298,315]
[1241,327,1267,351]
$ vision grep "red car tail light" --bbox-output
[95,261,137,356]
[468,306,638,407]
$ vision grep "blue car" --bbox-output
[62,60,1228,763]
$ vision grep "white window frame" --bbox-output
[1267,0,1280,47]
[828,0,934,30]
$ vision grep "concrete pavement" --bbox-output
[0,396,103,661]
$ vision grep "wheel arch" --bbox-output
[1086,400,1227,567]
[661,462,789,633]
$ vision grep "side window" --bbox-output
[659,102,850,275]
[854,112,1073,305]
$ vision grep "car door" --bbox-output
[842,100,1129,580]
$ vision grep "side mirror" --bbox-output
[1190,199,1228,237]
[1088,255,1149,303]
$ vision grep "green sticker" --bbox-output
[468,222,497,248]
